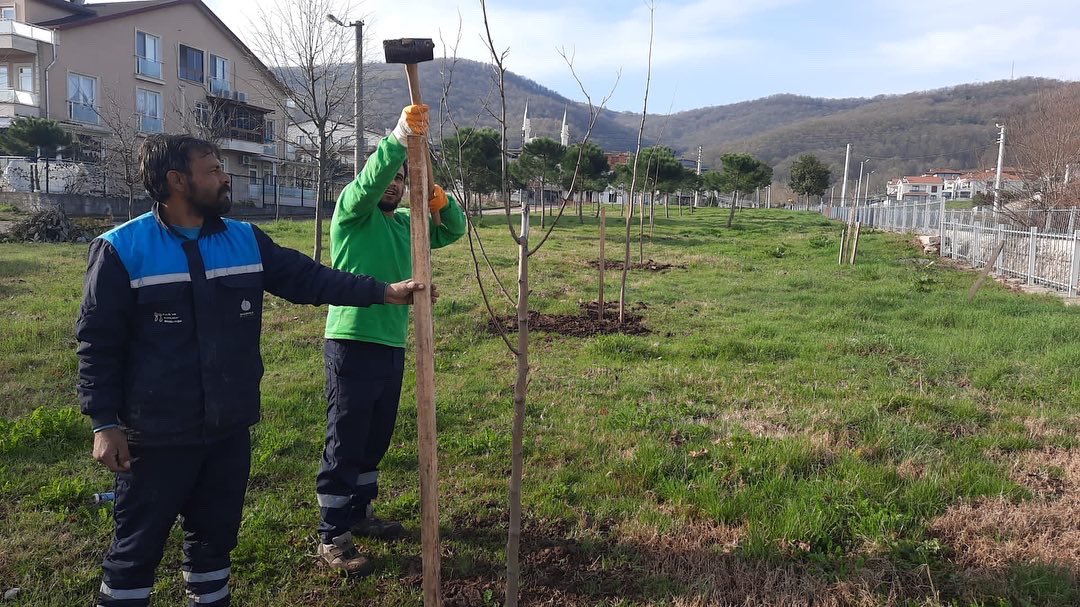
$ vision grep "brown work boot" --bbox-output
[352,516,405,540]
[318,532,374,576]
[352,505,405,540]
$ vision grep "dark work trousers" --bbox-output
[317,338,405,542]
[96,430,250,607]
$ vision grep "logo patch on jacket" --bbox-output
[240,299,254,318]
[153,312,182,324]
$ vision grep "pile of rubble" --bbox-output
[3,206,88,243]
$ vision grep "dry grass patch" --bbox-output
[930,447,1080,574]
[620,520,941,607]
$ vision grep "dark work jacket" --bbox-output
[76,205,387,446]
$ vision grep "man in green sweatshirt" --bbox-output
[317,104,466,574]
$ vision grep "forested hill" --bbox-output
[350,59,1068,180]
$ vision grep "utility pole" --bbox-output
[694,145,702,208]
[993,123,1006,215]
[854,159,866,215]
[839,144,851,208]
[326,14,365,173]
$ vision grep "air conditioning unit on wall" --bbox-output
[240,155,253,166]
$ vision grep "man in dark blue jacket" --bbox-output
[76,134,431,607]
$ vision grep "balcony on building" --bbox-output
[207,90,275,155]
[0,89,40,123]
[67,100,99,126]
[0,19,55,56]
[135,56,164,80]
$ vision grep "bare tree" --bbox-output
[244,0,359,262]
[432,6,615,605]
[618,0,655,325]
[1007,83,1080,209]
[171,85,232,146]
[93,84,145,221]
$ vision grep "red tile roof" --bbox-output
[902,176,944,185]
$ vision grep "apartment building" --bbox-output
[0,0,288,195]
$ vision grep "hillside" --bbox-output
[332,59,1068,182]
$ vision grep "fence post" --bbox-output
[940,208,946,258]
[1070,230,1080,297]
[974,222,981,267]
[1069,208,1076,235]
[1027,226,1038,286]
[996,224,1005,275]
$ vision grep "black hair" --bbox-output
[397,158,408,179]
[140,134,221,203]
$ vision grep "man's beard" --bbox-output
[377,199,399,213]
[190,185,232,216]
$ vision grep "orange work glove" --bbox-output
[429,184,449,214]
[392,103,429,142]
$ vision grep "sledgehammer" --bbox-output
[382,36,443,607]
[383,38,441,226]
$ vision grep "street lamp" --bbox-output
[863,170,875,204]
[326,13,365,174]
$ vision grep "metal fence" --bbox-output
[823,201,1080,297]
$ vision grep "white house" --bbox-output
[951,169,1025,199]
[896,175,945,203]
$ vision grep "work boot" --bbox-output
[352,515,405,540]
[318,532,374,576]
[351,504,405,540]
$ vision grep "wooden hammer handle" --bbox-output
[404,64,441,226]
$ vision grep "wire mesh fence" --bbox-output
[822,201,1080,297]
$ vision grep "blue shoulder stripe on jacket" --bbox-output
[99,214,265,287]
[99,212,191,287]
[198,218,263,279]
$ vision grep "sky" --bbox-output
[195,0,1080,113]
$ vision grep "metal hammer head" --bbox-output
[383,38,435,65]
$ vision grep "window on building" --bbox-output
[0,66,8,89]
[178,44,204,83]
[67,72,97,124]
[195,101,210,126]
[17,66,32,92]
[931,185,938,193]
[136,88,163,133]
[0,7,15,20]
[263,119,275,144]
[209,54,229,94]
[136,31,162,79]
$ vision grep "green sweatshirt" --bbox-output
[325,135,466,347]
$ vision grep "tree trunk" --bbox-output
[313,167,324,263]
[635,187,643,263]
[620,190,635,324]
[506,208,529,607]
[727,189,739,228]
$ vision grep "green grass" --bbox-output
[1,208,1077,606]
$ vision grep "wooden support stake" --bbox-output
[838,226,848,265]
[849,222,862,265]
[406,133,442,607]
[967,240,1005,303]
[598,207,606,320]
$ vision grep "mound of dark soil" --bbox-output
[586,259,686,271]
[488,301,649,337]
